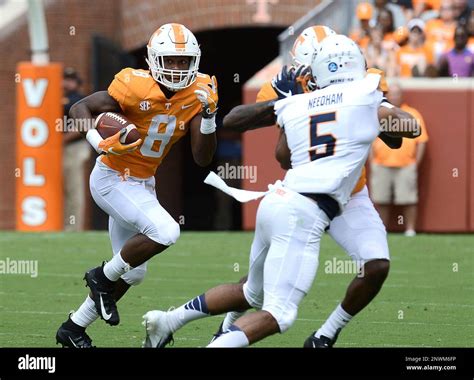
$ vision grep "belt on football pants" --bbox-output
[299,193,340,221]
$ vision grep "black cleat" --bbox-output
[56,319,94,348]
[303,329,340,348]
[209,321,224,344]
[84,264,119,326]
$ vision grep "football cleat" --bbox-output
[84,264,119,326]
[303,330,340,348]
[209,321,224,344]
[142,310,174,348]
[56,320,94,348]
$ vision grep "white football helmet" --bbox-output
[146,23,201,91]
[291,25,336,66]
[311,34,366,89]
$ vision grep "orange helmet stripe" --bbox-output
[291,34,306,56]
[148,28,162,46]
[312,26,328,43]
[171,23,186,51]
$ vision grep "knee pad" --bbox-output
[121,266,147,286]
[262,303,298,333]
[148,220,180,246]
[243,282,263,309]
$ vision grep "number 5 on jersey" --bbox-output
[309,111,337,161]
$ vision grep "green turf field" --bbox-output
[0,232,473,347]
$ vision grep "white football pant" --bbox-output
[89,159,180,285]
[243,187,330,333]
[328,186,390,263]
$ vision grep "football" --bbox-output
[95,112,141,144]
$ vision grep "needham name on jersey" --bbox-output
[308,92,343,109]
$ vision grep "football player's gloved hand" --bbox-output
[98,129,142,155]
[294,64,313,93]
[271,65,312,100]
[194,75,218,119]
[367,68,388,94]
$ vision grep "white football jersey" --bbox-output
[274,74,383,211]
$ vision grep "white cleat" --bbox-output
[142,310,174,348]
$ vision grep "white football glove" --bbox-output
[194,75,218,119]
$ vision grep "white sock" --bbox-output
[71,296,99,328]
[166,294,210,332]
[207,326,249,347]
[222,311,246,331]
[315,304,352,340]
[103,252,131,281]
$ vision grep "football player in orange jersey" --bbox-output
[55,23,218,347]
[211,26,404,348]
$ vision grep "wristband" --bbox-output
[200,115,216,134]
[86,128,104,153]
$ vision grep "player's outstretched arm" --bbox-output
[378,106,421,139]
[222,100,277,132]
[190,114,217,167]
[69,91,121,136]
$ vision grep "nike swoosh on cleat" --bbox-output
[69,337,78,348]
[100,294,112,320]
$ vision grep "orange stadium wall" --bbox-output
[242,81,474,233]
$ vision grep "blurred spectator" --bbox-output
[413,0,441,18]
[454,0,472,23]
[378,7,409,46]
[467,10,474,51]
[63,68,83,115]
[391,0,415,21]
[425,0,457,61]
[438,25,474,76]
[363,26,398,76]
[373,0,408,28]
[350,2,373,48]
[378,7,397,38]
[62,68,91,231]
[370,83,428,237]
[396,19,436,76]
